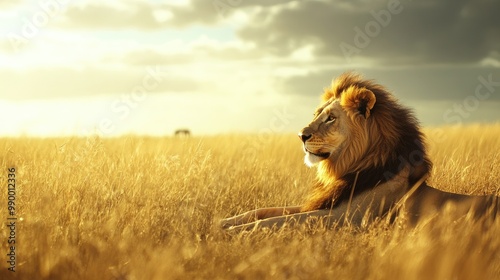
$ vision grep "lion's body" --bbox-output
[221,73,499,231]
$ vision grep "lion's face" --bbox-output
[299,85,376,168]
[299,100,349,167]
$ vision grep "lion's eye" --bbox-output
[326,115,336,123]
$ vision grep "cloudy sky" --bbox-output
[1,0,499,137]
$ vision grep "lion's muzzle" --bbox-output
[299,126,317,143]
[298,131,312,143]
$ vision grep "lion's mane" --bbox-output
[302,73,432,211]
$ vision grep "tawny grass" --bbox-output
[0,124,499,279]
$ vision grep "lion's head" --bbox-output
[299,84,375,169]
[300,72,432,211]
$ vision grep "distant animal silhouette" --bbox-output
[174,129,191,136]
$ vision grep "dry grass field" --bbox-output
[1,124,499,279]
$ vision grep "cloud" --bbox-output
[118,43,262,66]
[26,0,500,65]
[278,66,500,101]
[55,0,228,30]
[237,0,500,64]
[0,66,202,100]
[53,0,295,29]
[0,29,276,101]
[58,1,171,29]
[3,2,499,103]
[6,0,500,65]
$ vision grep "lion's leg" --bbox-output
[220,206,301,229]
[220,210,260,229]
[225,195,387,232]
[225,209,338,232]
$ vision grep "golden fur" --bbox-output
[300,72,431,211]
[221,73,498,231]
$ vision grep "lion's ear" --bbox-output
[340,86,376,118]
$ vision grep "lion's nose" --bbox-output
[298,133,312,143]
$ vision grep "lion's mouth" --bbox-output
[305,149,330,159]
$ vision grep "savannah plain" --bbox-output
[0,124,499,279]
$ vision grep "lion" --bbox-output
[221,72,499,231]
